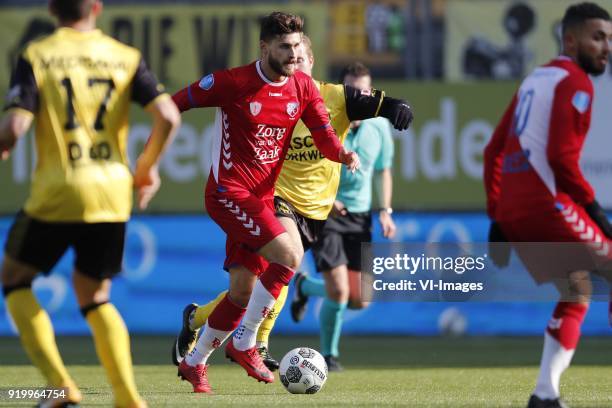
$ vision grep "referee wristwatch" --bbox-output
[380,208,393,215]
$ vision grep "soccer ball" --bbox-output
[279,347,328,394]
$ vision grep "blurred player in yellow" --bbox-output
[171,35,412,370]
[0,0,180,406]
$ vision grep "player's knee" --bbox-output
[327,284,349,302]
[567,269,592,300]
[72,272,111,308]
[261,233,302,269]
[293,245,305,265]
[287,249,301,270]
[275,247,301,270]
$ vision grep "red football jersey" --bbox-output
[173,61,343,197]
[484,57,595,221]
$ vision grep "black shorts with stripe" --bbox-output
[4,210,125,280]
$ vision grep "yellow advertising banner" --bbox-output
[0,3,328,91]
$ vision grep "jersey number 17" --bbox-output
[61,77,115,131]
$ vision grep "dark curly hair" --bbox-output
[260,12,304,42]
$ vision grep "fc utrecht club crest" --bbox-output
[250,101,262,116]
[286,102,299,118]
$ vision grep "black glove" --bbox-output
[488,221,511,268]
[379,97,413,130]
[584,200,612,239]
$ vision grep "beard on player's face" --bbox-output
[572,20,611,76]
[268,53,296,77]
[577,47,608,75]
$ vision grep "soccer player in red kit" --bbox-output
[484,3,612,407]
[170,12,359,393]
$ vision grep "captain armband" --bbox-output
[344,85,385,121]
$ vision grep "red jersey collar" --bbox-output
[256,60,289,87]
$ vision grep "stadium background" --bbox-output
[1,0,612,338]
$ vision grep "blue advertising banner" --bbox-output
[0,213,610,336]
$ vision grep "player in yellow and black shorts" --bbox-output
[0,1,180,406]
[171,34,412,371]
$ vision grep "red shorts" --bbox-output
[224,240,269,276]
[205,179,284,274]
[499,198,612,283]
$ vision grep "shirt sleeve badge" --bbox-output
[199,74,214,91]
[572,90,590,114]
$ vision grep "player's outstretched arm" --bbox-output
[307,123,359,171]
[306,124,359,171]
[172,71,236,113]
[302,88,360,171]
[343,85,413,130]
[134,97,181,210]
[378,96,413,130]
[0,110,33,160]
[338,146,360,173]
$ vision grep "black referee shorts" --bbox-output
[311,211,372,272]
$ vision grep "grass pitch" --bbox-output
[1,336,611,407]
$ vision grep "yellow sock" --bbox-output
[257,285,288,346]
[5,287,80,401]
[85,303,143,408]
[191,290,227,329]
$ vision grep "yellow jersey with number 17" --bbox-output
[5,27,167,223]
